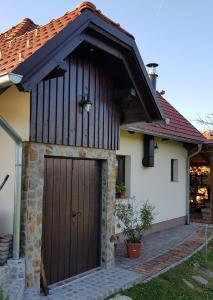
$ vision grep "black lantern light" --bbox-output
[80,95,92,113]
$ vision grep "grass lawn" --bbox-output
[110,239,213,300]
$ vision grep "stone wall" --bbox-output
[21,142,116,290]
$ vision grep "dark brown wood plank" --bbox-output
[48,78,57,144]
[58,158,67,281]
[82,59,89,147]
[62,60,69,145]
[64,158,72,278]
[76,57,83,146]
[77,160,85,274]
[83,160,90,270]
[98,70,104,149]
[43,80,50,143]
[70,159,78,276]
[94,66,99,148]
[116,110,120,149]
[89,62,95,147]
[111,103,115,150]
[103,77,108,149]
[88,160,95,269]
[36,81,44,142]
[43,158,54,284]
[56,77,64,145]
[108,84,112,150]
[69,56,77,145]
[93,160,101,267]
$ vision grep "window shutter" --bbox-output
[142,135,154,167]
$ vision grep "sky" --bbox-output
[1,0,213,130]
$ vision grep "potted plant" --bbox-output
[115,199,155,259]
[115,183,126,198]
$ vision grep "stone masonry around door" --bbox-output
[21,142,117,290]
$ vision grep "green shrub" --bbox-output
[0,288,3,300]
[115,198,155,243]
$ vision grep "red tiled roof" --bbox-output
[204,139,213,145]
[133,92,205,143]
[0,2,133,75]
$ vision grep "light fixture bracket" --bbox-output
[79,95,93,113]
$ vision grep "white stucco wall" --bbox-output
[0,86,30,234]
[116,130,187,224]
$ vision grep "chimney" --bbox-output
[146,63,158,91]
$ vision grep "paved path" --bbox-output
[23,224,209,300]
[130,227,206,281]
[116,224,199,269]
[23,267,140,300]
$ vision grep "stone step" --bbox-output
[192,275,208,286]
[0,265,10,286]
[1,259,25,300]
[2,278,25,300]
[198,266,213,279]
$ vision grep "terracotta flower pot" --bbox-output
[116,191,126,199]
[126,242,141,259]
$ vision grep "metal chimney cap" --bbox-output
[146,63,159,68]
[146,63,159,76]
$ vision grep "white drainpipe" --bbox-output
[186,144,202,225]
[0,116,23,260]
[0,73,23,259]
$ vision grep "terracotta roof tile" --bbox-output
[133,92,205,143]
[0,2,133,74]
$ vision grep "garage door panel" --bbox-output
[42,157,101,285]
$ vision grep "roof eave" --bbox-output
[11,9,163,123]
[121,125,205,144]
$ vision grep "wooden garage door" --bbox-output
[42,157,101,285]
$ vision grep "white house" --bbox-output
[116,83,205,233]
[0,1,206,290]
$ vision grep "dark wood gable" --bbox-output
[17,8,164,150]
[30,51,120,150]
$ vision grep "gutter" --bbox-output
[186,144,203,225]
[0,73,23,88]
[122,125,203,145]
[0,116,22,259]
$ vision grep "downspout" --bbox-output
[0,116,22,259]
[186,144,202,225]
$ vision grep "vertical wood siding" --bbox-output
[42,157,101,284]
[30,53,120,150]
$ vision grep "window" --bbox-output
[171,159,178,182]
[116,156,125,185]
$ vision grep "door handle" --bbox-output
[72,211,81,217]
[72,211,81,224]
[72,211,77,218]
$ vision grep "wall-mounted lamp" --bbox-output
[79,95,92,113]
[154,142,158,150]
